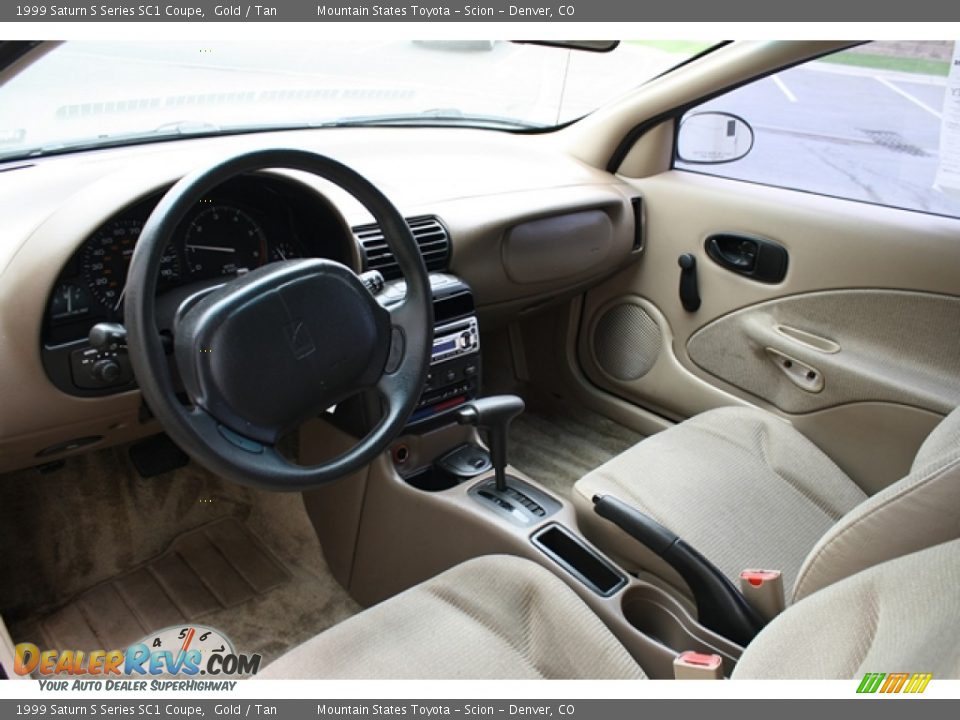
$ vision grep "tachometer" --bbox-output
[81,219,181,311]
[184,205,267,279]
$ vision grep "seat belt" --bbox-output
[739,570,785,622]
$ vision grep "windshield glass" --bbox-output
[0,40,715,161]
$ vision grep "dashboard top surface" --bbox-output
[0,126,611,271]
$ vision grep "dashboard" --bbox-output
[0,126,637,474]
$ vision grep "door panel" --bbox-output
[577,170,960,493]
[687,290,960,415]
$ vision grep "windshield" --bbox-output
[0,40,715,161]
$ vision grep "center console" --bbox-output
[301,284,745,679]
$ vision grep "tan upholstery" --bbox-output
[686,291,960,416]
[793,409,960,600]
[261,541,960,680]
[735,539,960,679]
[258,555,645,679]
[913,405,960,470]
[574,407,866,595]
[574,406,960,603]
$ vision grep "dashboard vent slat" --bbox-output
[353,215,450,280]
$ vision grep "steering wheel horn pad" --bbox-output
[175,258,391,445]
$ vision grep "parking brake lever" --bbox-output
[593,494,763,647]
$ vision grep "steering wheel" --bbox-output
[124,149,433,490]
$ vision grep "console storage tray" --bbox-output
[621,584,742,677]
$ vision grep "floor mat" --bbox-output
[0,445,254,624]
[17,518,289,653]
[508,402,644,500]
[3,446,361,667]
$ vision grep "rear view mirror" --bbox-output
[677,112,754,164]
[512,41,619,53]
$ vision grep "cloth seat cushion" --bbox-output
[573,407,867,597]
[258,554,645,679]
[260,541,960,680]
[734,538,960,678]
[791,409,960,601]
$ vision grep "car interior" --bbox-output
[1,38,959,681]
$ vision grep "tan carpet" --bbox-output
[1,440,360,666]
[17,518,290,653]
[508,402,644,501]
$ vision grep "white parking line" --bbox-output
[772,74,798,103]
[874,76,943,119]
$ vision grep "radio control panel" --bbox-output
[388,275,480,426]
[430,317,479,365]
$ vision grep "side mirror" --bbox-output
[677,112,754,165]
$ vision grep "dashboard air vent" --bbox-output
[354,215,450,280]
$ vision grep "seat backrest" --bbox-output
[791,406,960,602]
[735,538,960,679]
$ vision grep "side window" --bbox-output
[675,41,960,219]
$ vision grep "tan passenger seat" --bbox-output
[260,555,645,679]
[573,406,960,605]
[260,542,960,678]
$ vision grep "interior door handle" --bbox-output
[708,235,758,271]
[705,234,788,283]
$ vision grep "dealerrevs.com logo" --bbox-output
[15,625,260,691]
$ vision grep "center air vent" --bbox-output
[353,215,450,280]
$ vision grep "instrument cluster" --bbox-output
[43,175,353,346]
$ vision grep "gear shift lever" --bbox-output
[456,395,525,492]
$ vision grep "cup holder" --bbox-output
[404,465,461,492]
[620,584,741,676]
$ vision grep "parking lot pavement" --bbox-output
[689,60,960,216]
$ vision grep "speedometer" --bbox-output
[184,205,267,279]
[81,219,139,310]
[80,219,181,311]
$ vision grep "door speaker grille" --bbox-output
[593,303,662,381]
